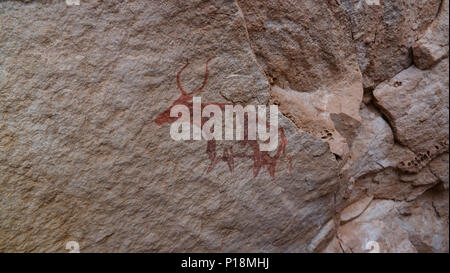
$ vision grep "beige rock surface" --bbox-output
[0,0,448,253]
[429,153,450,190]
[413,0,449,69]
[352,167,438,202]
[0,0,342,253]
[237,0,364,158]
[373,58,449,155]
[340,195,373,223]
[237,0,360,93]
[333,188,449,253]
[345,105,415,179]
[270,84,362,157]
[336,200,418,253]
[341,0,441,89]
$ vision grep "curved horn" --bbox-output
[176,58,211,96]
[176,59,190,95]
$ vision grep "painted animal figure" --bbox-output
[155,59,292,177]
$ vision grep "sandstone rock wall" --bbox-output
[0,0,448,253]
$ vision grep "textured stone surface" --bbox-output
[340,195,373,223]
[353,167,438,202]
[270,84,362,157]
[341,0,441,89]
[413,0,449,69]
[0,0,448,253]
[237,0,359,93]
[337,200,418,253]
[307,219,335,253]
[373,58,449,155]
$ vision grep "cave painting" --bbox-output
[155,59,292,177]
